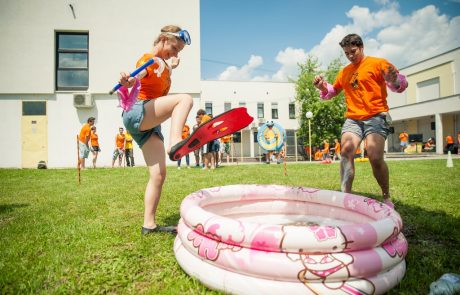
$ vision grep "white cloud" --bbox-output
[217,55,263,81]
[216,2,460,81]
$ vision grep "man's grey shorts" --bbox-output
[342,112,391,139]
[122,100,164,148]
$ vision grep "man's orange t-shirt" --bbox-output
[333,56,398,120]
[79,123,91,143]
[136,54,172,100]
[334,142,341,154]
[182,125,190,140]
[446,136,454,144]
[90,132,99,147]
[116,134,125,149]
[399,132,408,143]
[201,114,212,125]
[314,150,323,161]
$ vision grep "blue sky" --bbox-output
[200,0,460,81]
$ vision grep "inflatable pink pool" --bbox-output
[174,185,407,295]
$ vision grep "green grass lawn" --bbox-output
[1,159,459,294]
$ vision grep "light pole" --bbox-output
[306,111,313,162]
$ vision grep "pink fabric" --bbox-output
[117,78,140,111]
[319,82,337,100]
[386,73,408,93]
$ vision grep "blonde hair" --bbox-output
[153,25,182,45]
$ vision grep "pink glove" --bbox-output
[117,78,140,111]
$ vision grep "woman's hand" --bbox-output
[313,75,327,92]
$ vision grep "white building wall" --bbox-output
[200,80,297,129]
[0,0,200,168]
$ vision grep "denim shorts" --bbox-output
[342,112,391,139]
[122,100,163,148]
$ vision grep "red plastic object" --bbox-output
[169,107,253,161]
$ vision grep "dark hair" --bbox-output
[87,117,95,123]
[339,34,363,48]
[196,109,206,116]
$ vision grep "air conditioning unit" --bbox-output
[73,93,94,108]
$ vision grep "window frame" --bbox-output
[205,102,213,115]
[55,32,89,91]
[257,102,264,119]
[289,103,296,119]
[271,102,279,119]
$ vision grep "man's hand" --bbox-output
[381,66,399,89]
[313,75,327,92]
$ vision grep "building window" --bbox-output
[257,103,264,119]
[22,101,46,116]
[271,102,278,119]
[239,102,246,107]
[232,132,241,143]
[289,103,296,119]
[224,102,232,112]
[56,32,89,91]
[205,102,213,115]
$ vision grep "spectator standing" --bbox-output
[177,124,190,169]
[90,125,100,168]
[125,130,135,167]
[399,131,409,152]
[220,134,232,164]
[112,127,125,168]
[192,115,202,167]
[78,117,95,169]
[445,135,454,153]
[322,139,330,160]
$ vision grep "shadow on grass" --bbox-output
[163,212,181,227]
[353,191,460,294]
[0,203,29,215]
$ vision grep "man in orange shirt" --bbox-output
[313,34,408,209]
[321,139,330,160]
[112,127,126,168]
[445,135,454,153]
[78,117,95,169]
[177,124,190,169]
[220,134,232,164]
[399,131,409,152]
[333,138,341,161]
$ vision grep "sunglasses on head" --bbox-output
[165,30,191,45]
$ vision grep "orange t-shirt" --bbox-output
[136,54,172,100]
[116,134,125,149]
[90,132,99,147]
[182,125,190,139]
[322,143,329,154]
[333,56,398,120]
[446,136,454,144]
[399,132,408,143]
[334,142,341,154]
[79,123,91,143]
[201,114,212,125]
[221,135,232,143]
[314,151,323,161]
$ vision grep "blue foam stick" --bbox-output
[109,58,154,94]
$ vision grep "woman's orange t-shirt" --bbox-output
[446,136,454,144]
[333,56,398,120]
[136,54,172,100]
[322,143,330,154]
[90,132,99,147]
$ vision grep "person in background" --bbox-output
[89,125,100,168]
[333,138,341,161]
[314,147,323,161]
[458,132,460,155]
[112,127,125,168]
[124,130,135,167]
[322,139,330,160]
[220,134,232,164]
[201,113,215,170]
[399,131,409,152]
[78,117,95,169]
[424,138,435,152]
[312,33,408,209]
[192,115,202,167]
[177,124,190,169]
[445,135,454,153]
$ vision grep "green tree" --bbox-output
[295,56,346,150]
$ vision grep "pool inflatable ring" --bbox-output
[175,185,407,294]
[257,122,286,151]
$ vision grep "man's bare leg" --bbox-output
[340,132,362,193]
